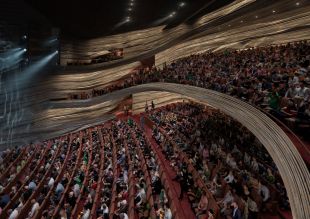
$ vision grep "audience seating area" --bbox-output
[0,101,294,219]
[68,41,310,139]
[2,40,309,219]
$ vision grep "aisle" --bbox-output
[132,115,196,219]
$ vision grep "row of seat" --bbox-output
[163,105,284,205]
[148,103,290,218]
[151,120,219,218]
[125,122,158,218]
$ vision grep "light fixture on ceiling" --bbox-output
[179,2,185,7]
[128,8,132,11]
[126,17,131,22]
[255,15,258,19]
[228,24,231,27]
[272,10,276,13]
[23,48,27,52]
[130,2,134,6]
[169,11,176,17]
[240,20,243,23]
[296,2,300,6]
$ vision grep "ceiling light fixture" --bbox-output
[296,2,300,6]
[179,2,185,7]
[255,15,258,19]
[240,20,243,23]
[169,11,176,17]
[128,8,132,11]
[272,10,276,13]
[126,17,131,22]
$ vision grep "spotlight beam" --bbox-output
[6,51,58,89]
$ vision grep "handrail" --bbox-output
[262,110,310,166]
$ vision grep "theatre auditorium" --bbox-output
[0,0,309,219]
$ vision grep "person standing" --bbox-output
[145,101,149,113]
[140,115,145,130]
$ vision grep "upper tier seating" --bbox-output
[68,41,310,138]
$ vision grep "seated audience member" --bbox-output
[231,201,242,219]
[28,199,40,218]
[59,208,68,219]
[164,204,172,219]
[194,190,208,218]
[247,196,259,219]
[218,189,234,214]
[135,183,146,207]
[258,181,270,203]
[8,205,22,219]
[159,189,168,205]
[207,209,215,219]
[119,212,129,219]
[224,170,235,185]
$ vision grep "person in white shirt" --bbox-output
[28,199,39,218]
[297,82,309,100]
[81,206,90,219]
[224,170,235,184]
[73,183,80,197]
[218,190,234,214]
[100,203,109,217]
[258,182,270,202]
[164,204,172,219]
[48,177,55,188]
[8,205,22,219]
[244,152,251,166]
[120,213,129,219]
[123,170,128,184]
[251,157,259,172]
[135,185,146,206]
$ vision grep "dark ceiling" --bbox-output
[25,0,235,39]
